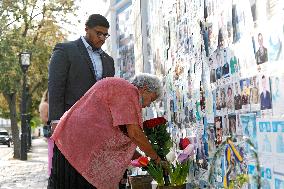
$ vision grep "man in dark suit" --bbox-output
[48,14,115,129]
[48,14,115,188]
[255,33,268,64]
[260,75,272,110]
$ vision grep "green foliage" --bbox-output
[145,161,165,186]
[228,174,249,189]
[0,0,79,120]
[144,123,190,186]
[144,124,172,159]
[169,160,191,186]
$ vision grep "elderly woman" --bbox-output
[48,73,163,189]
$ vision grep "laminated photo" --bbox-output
[215,87,222,116]
[250,76,260,111]
[272,121,284,154]
[228,114,237,136]
[275,174,284,189]
[240,78,251,111]
[259,75,272,111]
[222,48,230,78]
[222,115,229,136]
[240,113,257,151]
[214,116,223,145]
[258,121,273,153]
[267,28,283,62]
[206,123,216,156]
[220,87,227,111]
[229,50,240,75]
[253,31,269,65]
[234,81,242,111]
[271,75,284,116]
[226,84,235,113]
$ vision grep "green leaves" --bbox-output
[0,0,78,118]
[145,161,164,186]
[144,124,172,159]
[169,160,191,186]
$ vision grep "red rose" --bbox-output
[138,156,149,167]
[179,138,190,150]
[143,117,167,128]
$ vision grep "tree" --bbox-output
[0,0,78,159]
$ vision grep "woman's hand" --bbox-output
[126,124,159,163]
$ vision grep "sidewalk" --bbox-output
[0,138,49,189]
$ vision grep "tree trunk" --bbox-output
[4,92,21,159]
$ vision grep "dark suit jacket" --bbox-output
[48,38,115,121]
[260,91,272,110]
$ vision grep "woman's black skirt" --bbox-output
[47,144,96,189]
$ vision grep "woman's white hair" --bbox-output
[131,73,162,98]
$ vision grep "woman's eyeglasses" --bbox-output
[93,29,110,39]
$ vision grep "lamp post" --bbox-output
[19,51,31,160]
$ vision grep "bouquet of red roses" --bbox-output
[143,117,172,159]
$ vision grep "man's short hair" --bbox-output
[85,14,110,28]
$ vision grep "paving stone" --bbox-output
[0,138,48,189]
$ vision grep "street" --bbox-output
[0,138,48,189]
[0,145,13,161]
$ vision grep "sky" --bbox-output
[66,0,109,40]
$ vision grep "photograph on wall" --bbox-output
[205,89,215,123]
[217,1,232,48]
[275,174,284,189]
[240,113,257,151]
[229,50,240,75]
[215,87,222,113]
[267,27,283,62]
[228,114,237,136]
[254,32,269,65]
[178,16,190,54]
[220,87,227,112]
[214,116,223,145]
[250,75,260,111]
[210,67,216,83]
[260,166,274,189]
[213,49,224,81]
[234,81,242,111]
[249,0,257,23]
[271,75,284,116]
[247,164,260,189]
[222,48,230,78]
[259,75,272,111]
[206,123,216,156]
[272,121,284,154]
[240,78,251,110]
[222,115,229,136]
[258,121,273,153]
[226,84,235,113]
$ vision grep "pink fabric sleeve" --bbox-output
[108,91,139,127]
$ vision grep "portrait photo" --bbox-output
[214,116,223,145]
[255,32,268,65]
[220,87,227,109]
[234,81,242,110]
[240,113,257,150]
[210,68,216,83]
[250,76,260,106]
[259,75,272,110]
[226,84,235,112]
[215,88,222,111]
[271,75,284,116]
[228,114,237,136]
[240,78,251,107]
